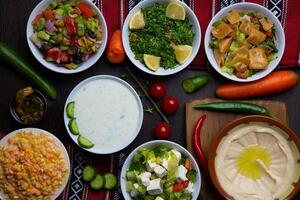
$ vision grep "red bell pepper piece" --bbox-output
[264,30,273,38]
[173,180,189,192]
[65,16,77,36]
[76,2,95,19]
[43,8,54,20]
[47,48,61,63]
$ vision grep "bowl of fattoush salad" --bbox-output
[120,140,201,200]
[205,3,285,82]
[122,0,201,76]
[27,0,107,74]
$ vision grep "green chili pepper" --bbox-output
[182,75,210,93]
[194,102,271,116]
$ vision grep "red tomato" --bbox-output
[60,52,69,63]
[43,8,54,20]
[154,122,171,139]
[32,14,42,25]
[65,16,77,36]
[264,30,273,38]
[173,180,189,192]
[162,96,179,114]
[76,3,95,19]
[149,82,167,100]
[47,48,61,63]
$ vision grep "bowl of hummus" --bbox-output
[208,115,300,200]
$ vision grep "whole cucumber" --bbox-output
[0,41,56,99]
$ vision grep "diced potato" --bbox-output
[211,23,234,39]
[249,48,268,69]
[213,49,226,66]
[219,37,233,53]
[231,47,250,68]
[259,18,273,31]
[226,10,241,24]
[247,28,267,45]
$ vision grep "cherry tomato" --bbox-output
[149,82,167,100]
[173,180,189,192]
[154,122,171,139]
[162,96,179,114]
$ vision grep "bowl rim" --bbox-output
[0,127,70,200]
[122,0,201,76]
[26,0,108,74]
[208,115,300,200]
[63,75,144,154]
[204,2,286,82]
[120,140,201,200]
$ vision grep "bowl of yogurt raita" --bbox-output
[64,75,143,154]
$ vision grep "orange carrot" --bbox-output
[216,71,298,99]
[107,30,125,64]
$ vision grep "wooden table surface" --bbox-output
[0,0,299,199]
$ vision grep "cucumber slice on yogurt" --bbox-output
[104,173,117,189]
[68,119,80,135]
[78,135,94,149]
[90,174,104,190]
[66,101,75,118]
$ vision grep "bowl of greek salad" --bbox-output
[120,140,201,200]
[122,0,201,76]
[26,0,107,74]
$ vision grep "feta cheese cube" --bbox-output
[154,165,167,178]
[155,196,164,200]
[176,165,188,182]
[186,182,194,193]
[139,172,151,187]
[147,178,163,195]
[170,149,182,161]
[146,161,157,172]
[130,183,139,197]
[161,159,169,170]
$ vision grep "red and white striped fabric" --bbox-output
[98,0,300,70]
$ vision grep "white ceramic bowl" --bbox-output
[26,0,107,74]
[64,75,143,154]
[120,140,201,199]
[204,2,285,82]
[122,0,201,76]
[0,128,70,200]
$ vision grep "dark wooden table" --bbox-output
[1,0,299,199]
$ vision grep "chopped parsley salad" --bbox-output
[209,10,278,79]
[129,2,195,71]
[125,145,197,200]
[30,0,102,69]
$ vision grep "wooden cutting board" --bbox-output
[185,98,288,200]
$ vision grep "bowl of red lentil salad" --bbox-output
[0,128,70,200]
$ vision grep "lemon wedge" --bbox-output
[166,2,186,20]
[129,10,145,30]
[144,54,161,71]
[173,45,192,64]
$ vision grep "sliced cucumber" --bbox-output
[82,165,97,182]
[78,135,94,149]
[104,173,117,189]
[68,119,80,135]
[90,174,104,190]
[66,101,75,118]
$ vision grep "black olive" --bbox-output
[74,51,83,63]
[41,42,53,54]
[86,30,96,39]
[68,46,78,55]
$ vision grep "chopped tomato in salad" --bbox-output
[30,0,102,69]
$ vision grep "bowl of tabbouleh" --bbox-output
[122,0,201,76]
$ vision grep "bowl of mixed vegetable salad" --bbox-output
[122,0,201,76]
[205,3,285,82]
[121,140,201,200]
[26,0,107,74]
